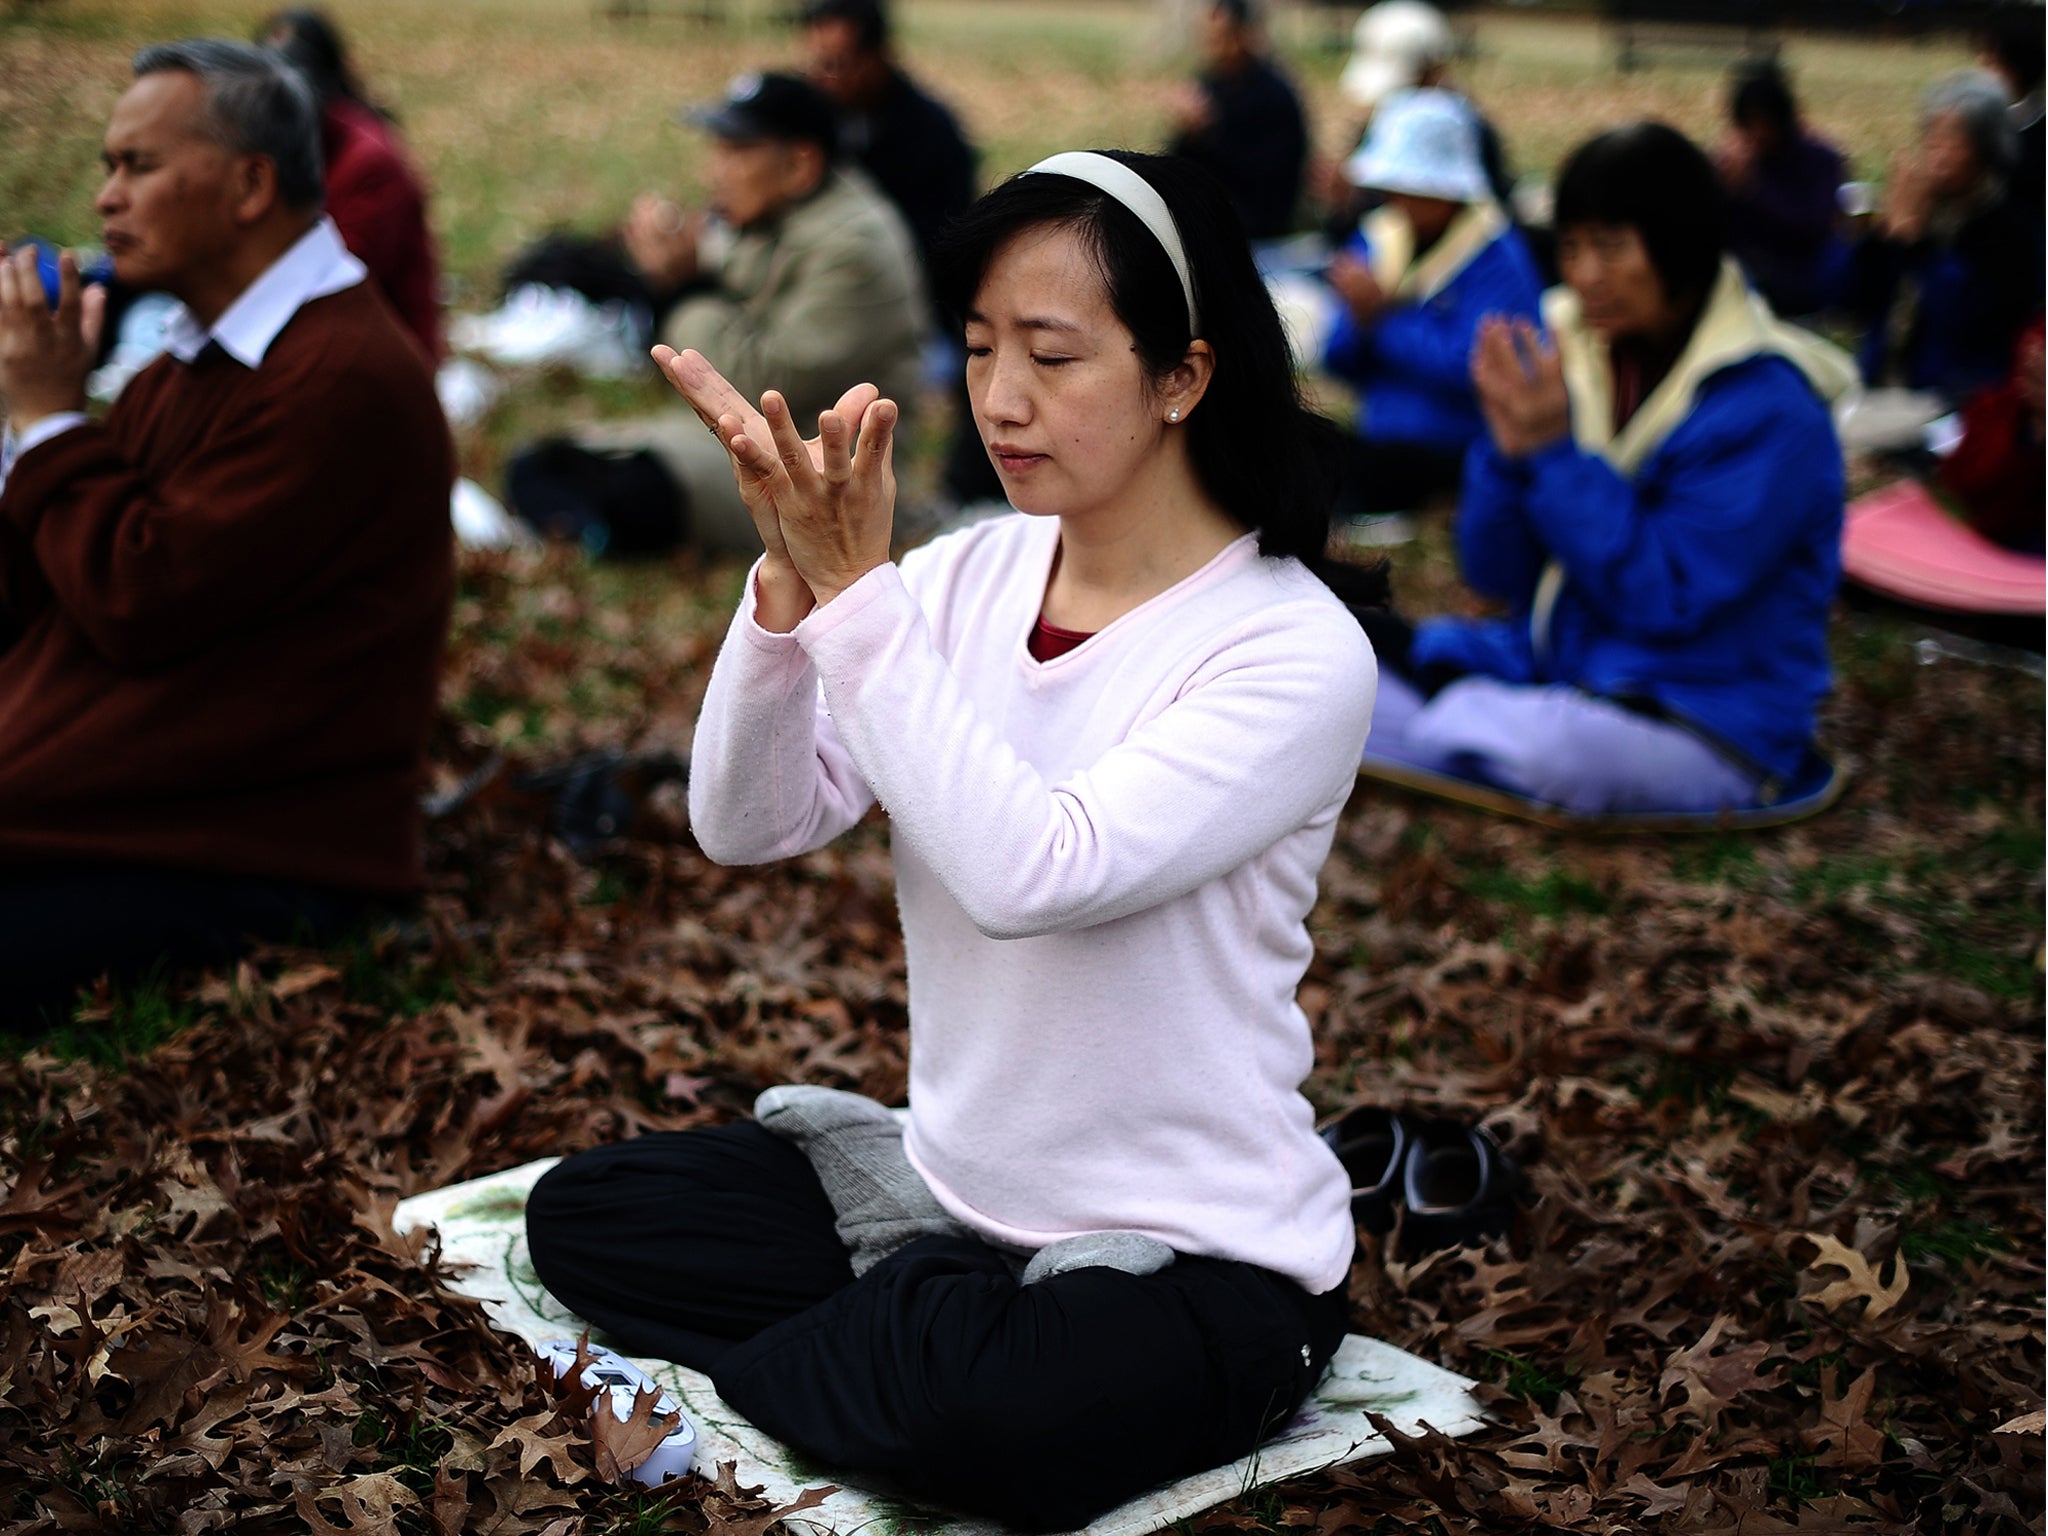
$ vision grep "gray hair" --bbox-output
[132,38,325,211]
[1921,67,2018,181]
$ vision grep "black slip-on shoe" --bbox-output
[1320,1105,1413,1236]
[1400,1117,1526,1252]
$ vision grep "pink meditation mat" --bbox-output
[1842,481,2045,616]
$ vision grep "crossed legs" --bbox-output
[525,1120,1347,1531]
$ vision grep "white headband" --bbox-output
[1023,151,1199,333]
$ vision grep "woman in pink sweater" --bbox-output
[526,151,1377,1528]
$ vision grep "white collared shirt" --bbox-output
[0,217,366,493]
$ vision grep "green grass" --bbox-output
[352,1405,456,1500]
[254,1255,311,1313]
[1899,1217,2010,1270]
[1460,865,1610,919]
[340,929,478,1018]
[38,967,202,1068]
[1483,1347,1577,1413]
[1768,1450,1826,1506]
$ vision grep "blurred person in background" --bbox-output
[1364,124,1854,816]
[0,40,452,1026]
[1317,1,1513,236]
[799,0,999,511]
[1165,0,1308,241]
[1976,6,2043,221]
[1844,70,2039,403]
[260,8,443,359]
[1940,318,2045,555]
[800,0,976,284]
[1716,59,1845,319]
[512,73,925,558]
[1321,88,1542,520]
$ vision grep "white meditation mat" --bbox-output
[396,1158,1489,1535]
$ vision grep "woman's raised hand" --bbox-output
[655,346,899,625]
[1470,315,1570,460]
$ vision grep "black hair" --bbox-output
[1728,59,1797,138]
[1553,122,1725,310]
[803,0,889,53]
[257,9,364,110]
[1213,0,1254,26]
[932,150,1343,571]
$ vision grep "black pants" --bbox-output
[0,865,376,1029]
[525,1122,1349,1531]
[1333,433,1468,518]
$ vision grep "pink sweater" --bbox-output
[690,514,1377,1294]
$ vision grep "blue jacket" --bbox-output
[1410,353,1843,782]
[1322,221,1543,453]
[1846,191,2042,401]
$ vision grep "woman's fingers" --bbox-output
[719,411,777,481]
[1470,317,1518,397]
[655,346,757,437]
[817,407,853,486]
[851,396,899,478]
[829,380,880,430]
[760,390,804,461]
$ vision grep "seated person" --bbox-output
[1717,59,1846,319]
[530,73,925,557]
[800,0,976,287]
[0,41,452,1026]
[1165,0,1309,242]
[525,152,1375,1528]
[1367,123,1854,816]
[260,8,443,360]
[1940,318,2045,555]
[1977,8,2044,221]
[1318,2,1515,239]
[1322,88,1543,516]
[1845,70,2040,403]
[799,0,999,511]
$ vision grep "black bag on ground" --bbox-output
[505,438,688,558]
[501,232,657,312]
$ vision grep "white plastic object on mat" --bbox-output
[538,1339,697,1485]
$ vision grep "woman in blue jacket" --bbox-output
[1322,88,1544,516]
[1365,123,1855,814]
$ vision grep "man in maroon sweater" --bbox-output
[0,39,453,1026]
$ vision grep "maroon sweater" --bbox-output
[0,282,454,897]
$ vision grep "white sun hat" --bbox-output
[1344,87,1490,203]
[1340,1,1456,112]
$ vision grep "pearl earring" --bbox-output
[1167,409,1180,422]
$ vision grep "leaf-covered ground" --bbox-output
[1,532,2040,1535]
[1,3,2039,1529]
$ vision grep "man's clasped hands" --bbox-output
[656,345,898,634]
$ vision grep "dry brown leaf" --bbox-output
[1801,1233,1911,1320]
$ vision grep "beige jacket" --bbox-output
[661,164,929,428]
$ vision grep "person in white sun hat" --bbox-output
[1316,0,1513,234]
[1340,0,1455,114]
[1322,87,1543,520]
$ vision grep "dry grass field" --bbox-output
[0,5,2039,1536]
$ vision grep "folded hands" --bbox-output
[654,345,898,633]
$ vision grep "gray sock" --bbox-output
[755,1085,968,1275]
[1020,1231,1176,1286]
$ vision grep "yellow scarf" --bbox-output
[1530,259,1856,664]
[1543,257,1857,476]
[1361,200,1509,305]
